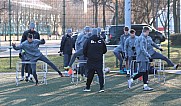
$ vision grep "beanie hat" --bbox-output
[97,27,101,34]
[84,26,91,32]
[29,22,35,29]
[91,28,98,36]
[66,29,72,34]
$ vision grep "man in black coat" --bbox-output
[19,22,40,82]
[60,29,74,73]
[83,28,107,93]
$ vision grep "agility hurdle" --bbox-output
[16,61,47,86]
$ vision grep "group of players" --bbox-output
[12,22,179,92]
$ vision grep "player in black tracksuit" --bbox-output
[83,28,107,92]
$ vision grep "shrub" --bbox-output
[170,33,181,46]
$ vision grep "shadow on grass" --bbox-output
[0,73,181,106]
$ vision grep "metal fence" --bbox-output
[0,0,115,41]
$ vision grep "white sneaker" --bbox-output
[83,88,91,92]
[98,89,105,93]
[128,79,133,89]
[19,77,24,81]
[174,64,179,70]
[143,86,153,91]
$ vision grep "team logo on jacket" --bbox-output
[91,40,102,44]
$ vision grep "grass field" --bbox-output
[1,73,181,106]
[1,40,181,106]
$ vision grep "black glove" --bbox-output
[19,53,22,59]
[41,38,45,42]
[121,52,125,59]
[159,48,163,52]
[132,47,136,51]
[149,57,153,62]
[58,51,63,56]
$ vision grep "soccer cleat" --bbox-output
[143,86,153,91]
[174,64,179,70]
[83,88,91,92]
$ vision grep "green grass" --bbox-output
[1,41,181,105]
[1,73,181,106]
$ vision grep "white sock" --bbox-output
[25,73,28,76]
[130,78,133,83]
[21,76,24,79]
[127,70,130,74]
[30,74,33,78]
[144,84,148,88]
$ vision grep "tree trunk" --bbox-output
[102,0,106,29]
[173,0,178,33]
[95,0,98,27]
[177,0,180,33]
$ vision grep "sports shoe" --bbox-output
[120,70,126,74]
[25,77,28,82]
[98,89,105,93]
[174,64,179,70]
[29,77,34,83]
[83,88,91,92]
[128,79,133,89]
[19,77,24,81]
[59,73,64,77]
[143,86,153,91]
[126,74,130,77]
[35,81,39,86]
[64,66,70,69]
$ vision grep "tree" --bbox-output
[173,0,180,33]
[91,0,101,27]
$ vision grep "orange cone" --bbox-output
[68,68,73,75]
[138,76,143,81]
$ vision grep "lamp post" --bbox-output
[8,0,12,69]
[167,0,170,59]
[62,0,65,35]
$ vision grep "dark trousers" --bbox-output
[113,51,123,70]
[69,49,83,67]
[133,70,148,84]
[30,55,61,83]
[63,54,71,67]
[86,68,104,89]
[21,57,32,77]
[151,52,174,67]
[79,65,88,77]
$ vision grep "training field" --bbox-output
[1,73,181,106]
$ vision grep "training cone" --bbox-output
[138,76,143,81]
[68,68,73,75]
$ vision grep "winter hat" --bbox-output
[29,22,35,29]
[66,29,72,34]
[84,26,91,32]
[97,27,101,34]
[91,28,98,36]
